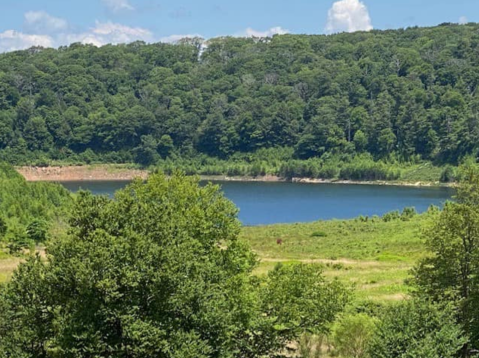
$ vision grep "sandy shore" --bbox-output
[16,165,452,188]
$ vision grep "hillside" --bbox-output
[0,23,479,170]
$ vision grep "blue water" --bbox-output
[60,181,454,226]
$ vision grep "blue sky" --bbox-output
[0,0,477,52]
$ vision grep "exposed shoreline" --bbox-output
[16,165,454,188]
[16,165,149,182]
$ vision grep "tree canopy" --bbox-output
[1,24,479,165]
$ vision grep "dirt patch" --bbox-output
[16,165,452,187]
[260,257,383,267]
[17,165,149,182]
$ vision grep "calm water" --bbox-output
[60,180,454,226]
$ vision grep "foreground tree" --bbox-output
[368,300,465,358]
[0,172,349,357]
[413,164,479,355]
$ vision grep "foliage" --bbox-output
[0,217,6,240]
[0,172,349,357]
[0,163,72,249]
[382,210,401,222]
[440,165,457,183]
[400,207,417,221]
[413,164,479,352]
[298,333,324,358]
[26,219,48,243]
[259,263,351,349]
[332,313,377,358]
[367,300,465,358]
[1,25,479,168]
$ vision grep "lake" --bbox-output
[59,180,454,226]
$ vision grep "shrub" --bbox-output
[311,231,328,237]
[440,165,456,183]
[298,333,324,358]
[333,313,377,358]
[382,210,400,222]
[26,220,48,243]
[368,300,465,358]
[0,217,7,240]
[401,207,417,221]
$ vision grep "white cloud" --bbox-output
[24,11,68,34]
[241,26,289,38]
[91,21,152,43]
[459,16,468,25]
[0,30,53,52]
[160,34,203,43]
[102,0,134,12]
[325,0,373,34]
[60,21,153,47]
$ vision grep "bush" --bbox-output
[401,207,417,221]
[26,220,48,243]
[5,223,32,255]
[368,300,466,358]
[298,333,324,358]
[260,263,351,349]
[382,210,400,222]
[333,313,377,358]
[440,165,456,183]
[311,231,328,237]
[0,217,7,240]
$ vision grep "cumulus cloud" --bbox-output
[241,26,289,38]
[326,0,373,34]
[0,9,154,53]
[0,30,53,52]
[459,16,468,25]
[63,21,153,47]
[0,9,290,53]
[102,0,134,12]
[24,11,68,34]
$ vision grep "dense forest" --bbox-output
[1,23,479,172]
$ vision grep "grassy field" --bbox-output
[241,212,436,301]
[0,212,434,302]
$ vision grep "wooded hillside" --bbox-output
[0,23,478,165]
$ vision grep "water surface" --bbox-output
[60,180,454,226]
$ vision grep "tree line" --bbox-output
[1,23,479,168]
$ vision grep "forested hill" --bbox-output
[1,23,479,165]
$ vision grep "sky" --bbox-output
[0,0,477,52]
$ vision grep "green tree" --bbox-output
[413,164,479,354]
[368,300,465,358]
[26,219,48,243]
[259,263,351,352]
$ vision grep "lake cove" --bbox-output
[60,180,454,226]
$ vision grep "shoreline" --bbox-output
[16,165,454,188]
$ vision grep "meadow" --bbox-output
[241,211,436,301]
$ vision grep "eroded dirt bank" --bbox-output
[16,165,452,187]
[17,165,149,182]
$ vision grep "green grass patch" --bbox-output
[242,213,436,301]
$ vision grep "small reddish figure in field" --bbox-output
[276,239,283,245]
